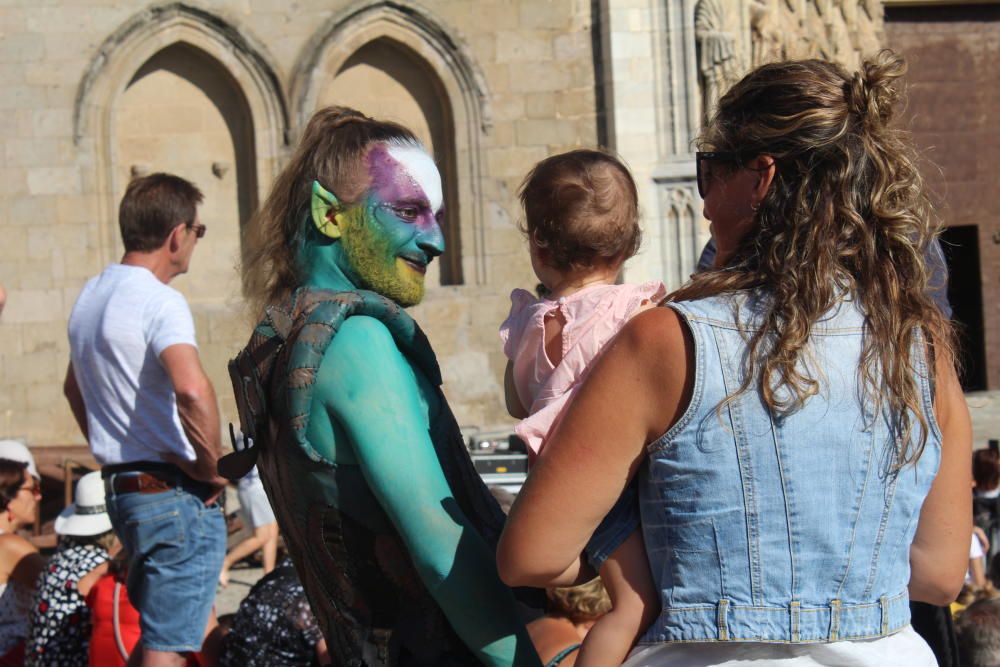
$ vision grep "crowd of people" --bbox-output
[0,443,319,667]
[0,46,995,667]
[0,170,309,664]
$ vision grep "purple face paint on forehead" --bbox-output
[364,144,443,218]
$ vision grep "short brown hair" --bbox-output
[974,449,1000,492]
[119,173,204,252]
[518,149,641,273]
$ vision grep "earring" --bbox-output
[751,203,760,212]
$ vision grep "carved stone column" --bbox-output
[599,0,704,289]
[695,0,744,121]
[600,0,883,290]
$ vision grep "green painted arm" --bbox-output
[317,316,541,667]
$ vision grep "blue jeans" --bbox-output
[105,483,226,653]
[585,478,640,570]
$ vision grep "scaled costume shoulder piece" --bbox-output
[224,287,512,666]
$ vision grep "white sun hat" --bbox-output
[55,471,113,537]
[0,440,38,480]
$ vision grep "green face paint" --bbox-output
[339,205,428,307]
[329,144,445,307]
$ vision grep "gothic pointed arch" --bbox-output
[73,2,289,264]
[293,0,493,286]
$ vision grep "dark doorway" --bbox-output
[940,225,987,391]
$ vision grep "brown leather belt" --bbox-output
[108,473,174,495]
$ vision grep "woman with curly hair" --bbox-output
[499,51,971,666]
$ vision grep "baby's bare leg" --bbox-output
[575,529,659,667]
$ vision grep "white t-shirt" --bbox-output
[68,264,198,465]
[967,532,986,584]
[623,625,935,667]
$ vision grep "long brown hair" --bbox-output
[672,51,953,468]
[241,106,420,319]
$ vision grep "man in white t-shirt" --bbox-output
[64,173,226,667]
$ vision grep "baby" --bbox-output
[500,149,663,666]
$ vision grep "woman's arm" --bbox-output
[316,637,331,666]
[498,308,694,587]
[78,561,110,598]
[909,349,973,605]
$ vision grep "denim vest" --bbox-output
[639,291,941,644]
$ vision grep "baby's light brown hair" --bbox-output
[519,149,641,273]
[547,577,612,624]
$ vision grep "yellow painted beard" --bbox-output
[340,212,426,307]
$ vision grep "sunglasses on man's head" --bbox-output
[186,222,207,239]
[695,151,743,198]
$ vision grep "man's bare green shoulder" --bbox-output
[324,315,400,363]
[315,315,413,401]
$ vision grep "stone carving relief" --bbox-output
[747,0,883,70]
[694,0,742,120]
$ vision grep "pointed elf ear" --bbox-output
[311,181,343,239]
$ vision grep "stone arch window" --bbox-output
[656,183,700,288]
[73,3,288,279]
[316,37,460,287]
[114,42,257,304]
[292,0,492,287]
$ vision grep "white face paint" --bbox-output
[386,144,443,213]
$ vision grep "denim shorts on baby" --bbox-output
[105,482,226,653]
[584,477,640,571]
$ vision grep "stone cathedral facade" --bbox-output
[4,1,991,448]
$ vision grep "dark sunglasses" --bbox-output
[18,480,40,495]
[695,151,744,198]
[186,222,207,239]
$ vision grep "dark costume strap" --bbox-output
[283,288,441,465]
[222,288,436,477]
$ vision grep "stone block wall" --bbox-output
[0,0,600,445]
[886,4,1000,391]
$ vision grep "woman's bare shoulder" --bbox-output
[617,306,691,369]
[616,306,696,435]
[0,532,39,578]
[526,616,583,667]
[0,532,38,560]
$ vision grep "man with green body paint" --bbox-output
[225,107,542,666]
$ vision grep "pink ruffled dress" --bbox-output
[499,281,667,457]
